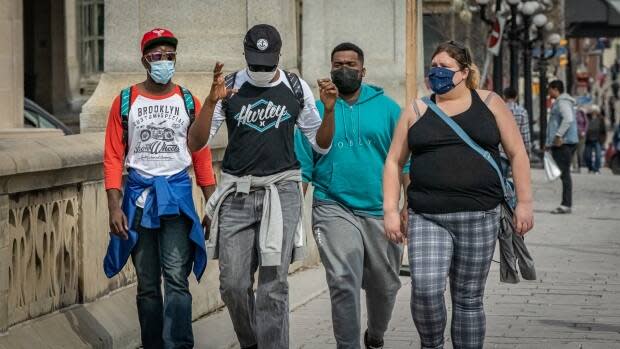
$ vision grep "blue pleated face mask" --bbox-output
[428,66,462,95]
[148,60,175,85]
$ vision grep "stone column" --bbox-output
[247,0,298,70]
[301,0,407,104]
[0,195,8,333]
[64,0,82,110]
[103,0,298,73]
[0,0,24,129]
[83,0,300,133]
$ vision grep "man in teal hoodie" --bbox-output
[295,42,408,349]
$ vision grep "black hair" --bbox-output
[503,87,518,99]
[331,42,364,64]
[549,80,565,93]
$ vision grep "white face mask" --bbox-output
[247,68,277,86]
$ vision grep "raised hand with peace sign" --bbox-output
[187,62,237,153]
[207,62,237,103]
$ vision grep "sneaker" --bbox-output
[550,206,572,214]
[364,330,384,349]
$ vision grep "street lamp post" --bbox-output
[476,0,503,94]
[507,0,521,92]
[493,0,504,94]
[537,31,561,149]
[522,3,545,146]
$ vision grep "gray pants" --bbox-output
[217,181,301,349]
[312,203,403,349]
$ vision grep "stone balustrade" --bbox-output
[0,132,319,335]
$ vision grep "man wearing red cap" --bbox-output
[103,28,216,349]
[188,24,336,349]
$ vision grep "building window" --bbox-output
[80,0,104,77]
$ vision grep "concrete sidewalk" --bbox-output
[198,169,620,348]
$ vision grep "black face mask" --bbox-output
[331,67,362,94]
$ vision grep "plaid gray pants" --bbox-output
[407,206,500,349]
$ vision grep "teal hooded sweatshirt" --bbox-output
[294,84,406,217]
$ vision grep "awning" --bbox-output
[566,0,620,37]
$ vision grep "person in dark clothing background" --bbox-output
[546,80,578,214]
[584,104,607,174]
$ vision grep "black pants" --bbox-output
[551,144,577,207]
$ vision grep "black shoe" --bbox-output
[364,330,384,349]
[242,345,257,349]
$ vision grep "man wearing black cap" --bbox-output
[188,24,336,349]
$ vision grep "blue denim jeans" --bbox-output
[217,181,301,349]
[131,208,195,349]
[584,140,602,172]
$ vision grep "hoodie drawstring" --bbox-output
[356,105,362,146]
[341,102,352,145]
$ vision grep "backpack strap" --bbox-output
[283,70,305,109]
[119,86,133,156]
[178,85,196,124]
[221,72,238,115]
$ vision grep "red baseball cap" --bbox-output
[141,28,178,53]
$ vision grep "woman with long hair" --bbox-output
[383,41,534,348]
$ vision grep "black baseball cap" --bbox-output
[244,24,282,66]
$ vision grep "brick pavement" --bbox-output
[197,169,620,348]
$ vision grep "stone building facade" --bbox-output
[0,0,104,134]
[80,0,426,132]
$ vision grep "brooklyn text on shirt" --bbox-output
[129,100,189,158]
[133,104,185,127]
[234,100,291,132]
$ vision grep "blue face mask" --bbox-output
[428,67,461,95]
[148,60,175,84]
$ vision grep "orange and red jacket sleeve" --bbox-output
[104,95,126,190]
[190,97,217,187]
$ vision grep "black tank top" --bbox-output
[407,89,503,213]
[222,81,301,176]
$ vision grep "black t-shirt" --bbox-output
[407,90,503,213]
[222,81,301,176]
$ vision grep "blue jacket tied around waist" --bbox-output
[103,169,207,281]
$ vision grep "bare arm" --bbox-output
[383,103,416,243]
[200,185,216,202]
[315,79,337,149]
[106,188,128,240]
[188,62,235,152]
[487,92,534,235]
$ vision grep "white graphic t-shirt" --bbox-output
[125,94,193,206]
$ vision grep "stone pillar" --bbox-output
[84,0,300,133]
[103,0,298,74]
[0,195,9,333]
[0,0,24,129]
[247,0,298,70]
[301,0,407,104]
[64,0,82,110]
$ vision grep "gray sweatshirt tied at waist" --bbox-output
[205,170,306,266]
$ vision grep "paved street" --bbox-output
[196,169,620,349]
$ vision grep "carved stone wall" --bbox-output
[8,187,80,326]
[0,133,320,336]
